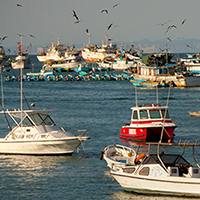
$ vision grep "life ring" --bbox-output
[135,153,146,163]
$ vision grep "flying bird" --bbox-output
[101,9,108,14]
[74,20,81,24]
[16,33,26,37]
[164,25,177,35]
[157,22,168,26]
[107,23,113,30]
[167,37,172,42]
[113,3,119,8]
[72,10,79,21]
[28,34,35,38]
[16,4,22,7]
[0,36,8,41]
[85,28,91,35]
[182,19,186,25]
[185,43,192,48]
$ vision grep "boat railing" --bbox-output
[69,130,90,137]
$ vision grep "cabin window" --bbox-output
[123,167,136,174]
[139,110,148,119]
[161,109,170,119]
[139,167,149,176]
[149,110,161,119]
[29,114,54,126]
[133,111,138,119]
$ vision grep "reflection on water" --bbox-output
[111,191,198,200]
[0,155,82,177]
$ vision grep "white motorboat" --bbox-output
[110,141,200,197]
[100,144,137,169]
[0,109,90,155]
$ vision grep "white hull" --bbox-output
[0,137,82,155]
[11,59,31,69]
[111,172,200,196]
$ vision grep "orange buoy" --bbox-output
[31,103,35,107]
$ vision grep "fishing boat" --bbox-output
[10,42,31,69]
[37,39,66,62]
[131,50,185,87]
[81,35,117,63]
[130,77,170,87]
[120,102,176,142]
[100,144,137,168]
[188,111,200,117]
[110,141,200,197]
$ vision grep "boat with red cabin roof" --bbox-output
[120,103,176,142]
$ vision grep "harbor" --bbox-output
[1,0,200,199]
[1,55,200,199]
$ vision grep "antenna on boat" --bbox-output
[159,87,171,143]
[156,86,158,104]
[135,87,138,107]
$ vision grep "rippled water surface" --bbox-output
[0,56,200,199]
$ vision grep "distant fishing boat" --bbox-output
[131,50,185,87]
[10,42,31,69]
[81,34,117,63]
[130,77,170,87]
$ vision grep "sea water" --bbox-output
[0,55,200,199]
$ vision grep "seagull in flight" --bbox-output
[16,33,26,37]
[185,43,192,49]
[167,37,172,42]
[0,36,8,41]
[101,9,108,14]
[157,22,168,26]
[107,23,113,30]
[28,34,35,38]
[164,25,177,35]
[72,10,79,21]
[17,3,22,7]
[181,19,186,25]
[113,3,120,8]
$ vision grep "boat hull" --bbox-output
[120,126,175,142]
[0,138,82,155]
[111,172,200,197]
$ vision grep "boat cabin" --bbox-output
[131,103,171,122]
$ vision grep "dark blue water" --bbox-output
[0,56,200,199]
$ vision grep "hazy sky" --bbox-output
[0,0,199,52]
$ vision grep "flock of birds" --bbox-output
[0,3,193,52]
[157,18,192,49]
[72,3,120,37]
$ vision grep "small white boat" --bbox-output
[189,111,200,117]
[110,141,200,197]
[0,109,90,155]
[100,144,137,168]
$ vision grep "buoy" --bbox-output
[31,103,35,107]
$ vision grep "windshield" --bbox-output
[22,113,54,126]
